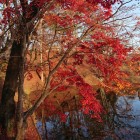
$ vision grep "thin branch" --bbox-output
[23,25,96,120]
[104,16,132,25]
[103,0,133,22]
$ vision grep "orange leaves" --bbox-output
[116,82,131,90]
[44,14,59,25]
[44,13,73,27]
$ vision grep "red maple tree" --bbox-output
[0,0,138,139]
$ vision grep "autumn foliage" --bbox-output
[0,0,139,139]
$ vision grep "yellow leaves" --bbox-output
[116,83,124,90]
[116,81,131,90]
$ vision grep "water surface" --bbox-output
[37,93,140,140]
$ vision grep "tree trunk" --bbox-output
[15,34,26,140]
[0,40,23,138]
[15,122,25,140]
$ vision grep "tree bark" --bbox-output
[0,40,23,138]
[15,34,26,140]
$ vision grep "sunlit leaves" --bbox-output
[0,0,133,132]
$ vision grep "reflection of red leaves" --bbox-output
[59,113,67,122]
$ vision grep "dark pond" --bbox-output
[37,92,140,140]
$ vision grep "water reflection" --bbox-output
[115,94,140,140]
[37,92,140,140]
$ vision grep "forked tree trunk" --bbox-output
[0,39,23,138]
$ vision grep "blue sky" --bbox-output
[111,0,140,48]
